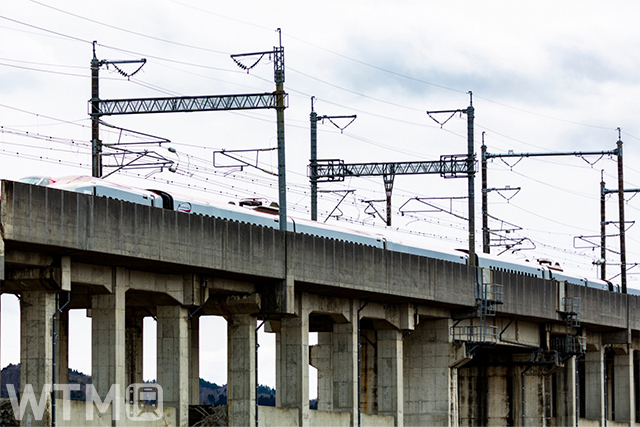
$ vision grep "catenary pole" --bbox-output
[600,171,606,281]
[466,93,476,266]
[617,130,627,293]
[310,98,318,221]
[91,42,101,178]
[481,133,489,254]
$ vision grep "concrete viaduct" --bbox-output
[0,179,638,426]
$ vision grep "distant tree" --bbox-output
[257,394,275,406]
[216,394,227,405]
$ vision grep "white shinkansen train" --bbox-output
[18,175,623,293]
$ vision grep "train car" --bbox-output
[18,174,618,292]
[476,251,546,279]
[47,176,164,207]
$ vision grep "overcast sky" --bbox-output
[2,0,640,390]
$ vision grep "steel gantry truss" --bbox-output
[481,137,627,292]
[89,34,290,230]
[96,93,286,115]
[309,94,477,265]
[310,155,474,226]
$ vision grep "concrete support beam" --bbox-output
[227,313,256,427]
[124,310,144,387]
[7,266,61,291]
[4,249,54,268]
[91,269,127,425]
[157,305,189,427]
[189,316,200,406]
[378,329,403,427]
[70,262,113,292]
[263,276,295,315]
[60,256,70,292]
[332,301,358,425]
[183,274,207,307]
[613,346,635,423]
[585,347,605,422]
[277,295,309,426]
[128,270,184,305]
[20,290,56,426]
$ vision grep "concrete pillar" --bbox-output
[52,308,71,423]
[91,274,126,425]
[277,306,309,426]
[361,329,377,415]
[613,346,635,423]
[189,315,200,406]
[51,306,70,427]
[584,347,605,422]
[227,313,256,427]
[403,319,468,427]
[53,308,69,399]
[555,356,577,427]
[513,364,550,427]
[156,305,189,427]
[486,365,509,426]
[20,290,56,426]
[310,331,333,411]
[457,365,478,426]
[124,310,144,387]
[332,308,358,424]
[378,329,403,427]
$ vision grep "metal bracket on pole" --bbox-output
[399,197,469,222]
[213,148,277,176]
[361,199,388,223]
[309,96,357,221]
[319,189,356,223]
[426,92,475,265]
[90,41,146,178]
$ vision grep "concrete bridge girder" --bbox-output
[5,181,640,426]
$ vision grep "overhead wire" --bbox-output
[29,0,231,55]
[0,15,91,45]
[3,5,639,272]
